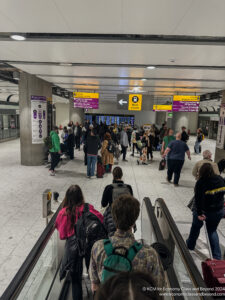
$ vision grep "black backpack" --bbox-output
[135,132,140,141]
[107,140,116,153]
[60,204,107,279]
[75,203,107,261]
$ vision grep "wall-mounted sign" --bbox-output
[73,92,99,109]
[173,95,200,112]
[31,95,47,144]
[216,104,225,149]
[168,112,173,118]
[153,105,172,112]
[128,94,142,111]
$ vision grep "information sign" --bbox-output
[128,94,142,111]
[31,95,47,144]
[173,95,200,112]
[153,105,172,112]
[73,92,99,109]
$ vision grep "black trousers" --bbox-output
[121,145,127,160]
[147,146,153,159]
[71,259,83,300]
[167,159,184,184]
[50,152,60,171]
[68,146,74,159]
[75,136,80,150]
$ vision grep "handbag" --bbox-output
[187,196,197,211]
[159,158,166,171]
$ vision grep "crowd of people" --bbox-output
[50,119,225,299]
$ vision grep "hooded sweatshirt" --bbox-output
[50,131,60,153]
[195,175,225,215]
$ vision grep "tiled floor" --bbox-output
[0,137,224,295]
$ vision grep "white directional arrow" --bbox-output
[119,99,127,105]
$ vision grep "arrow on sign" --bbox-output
[119,99,128,105]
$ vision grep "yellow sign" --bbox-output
[73,92,99,99]
[153,105,172,111]
[173,95,200,102]
[128,94,142,111]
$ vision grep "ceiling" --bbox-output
[0,0,225,103]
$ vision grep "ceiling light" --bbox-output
[147,66,156,70]
[59,63,72,66]
[142,78,147,81]
[10,35,26,41]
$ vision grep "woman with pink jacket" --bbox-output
[55,185,103,300]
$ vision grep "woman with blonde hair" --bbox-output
[101,132,114,172]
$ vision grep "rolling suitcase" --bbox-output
[201,221,225,296]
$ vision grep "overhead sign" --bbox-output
[117,94,129,110]
[173,95,200,112]
[153,105,172,112]
[128,94,142,111]
[73,92,99,109]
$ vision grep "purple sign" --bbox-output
[172,101,199,112]
[74,98,99,109]
[31,95,46,102]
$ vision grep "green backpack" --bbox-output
[101,239,143,283]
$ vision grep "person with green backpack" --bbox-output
[49,126,61,176]
[90,194,165,294]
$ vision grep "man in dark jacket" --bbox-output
[186,163,225,260]
[67,128,75,159]
[86,129,101,178]
[74,122,82,150]
[181,126,189,143]
[101,167,133,236]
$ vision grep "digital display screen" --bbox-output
[85,114,135,126]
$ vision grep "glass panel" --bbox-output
[17,230,62,300]
[141,202,157,245]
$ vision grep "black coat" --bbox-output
[101,180,133,207]
[195,175,225,215]
[67,133,75,148]
[86,135,101,155]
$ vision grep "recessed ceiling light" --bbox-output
[10,35,26,41]
[147,66,156,70]
[60,63,73,66]
[142,78,147,81]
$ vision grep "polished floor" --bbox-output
[0,137,224,295]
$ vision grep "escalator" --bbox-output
[1,198,214,300]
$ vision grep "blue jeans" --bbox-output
[87,155,97,177]
[194,141,201,154]
[186,209,224,260]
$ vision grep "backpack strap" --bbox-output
[103,239,114,256]
[83,203,89,213]
[127,242,143,262]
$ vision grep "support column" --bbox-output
[171,112,198,134]
[69,98,84,124]
[215,91,225,162]
[19,73,52,166]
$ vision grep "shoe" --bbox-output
[123,159,128,162]
[166,177,171,183]
[174,183,179,187]
[137,160,139,165]
[50,171,55,176]
[130,154,134,156]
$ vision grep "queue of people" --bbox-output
[52,119,225,300]
[55,166,165,300]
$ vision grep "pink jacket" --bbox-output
[55,204,104,240]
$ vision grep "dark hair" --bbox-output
[95,271,162,300]
[62,185,85,229]
[112,195,140,231]
[113,167,123,180]
[54,126,59,130]
[181,126,186,130]
[104,132,111,140]
[199,163,215,180]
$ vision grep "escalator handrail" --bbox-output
[155,198,213,300]
[1,204,62,300]
[143,197,185,300]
